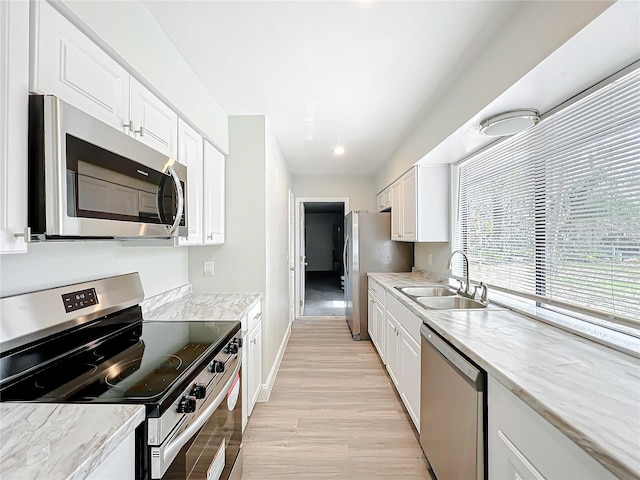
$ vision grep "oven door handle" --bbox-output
[162,358,241,471]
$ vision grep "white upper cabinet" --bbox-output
[129,78,178,158]
[30,1,130,131]
[391,165,449,242]
[0,0,29,254]
[178,120,203,246]
[376,186,392,212]
[203,141,225,245]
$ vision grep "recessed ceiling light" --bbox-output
[480,109,540,137]
[332,145,347,156]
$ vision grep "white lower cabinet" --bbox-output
[0,0,28,254]
[367,291,386,363]
[87,430,135,480]
[399,330,420,428]
[247,321,263,414]
[241,301,262,431]
[385,295,422,432]
[488,375,615,480]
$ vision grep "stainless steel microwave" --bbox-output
[28,95,187,240]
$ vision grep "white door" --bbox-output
[288,190,295,323]
[298,202,306,316]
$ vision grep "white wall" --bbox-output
[375,1,612,191]
[264,120,292,381]
[55,0,229,153]
[188,116,292,382]
[0,242,188,298]
[414,242,451,277]
[188,116,266,294]
[292,175,376,212]
[306,213,341,271]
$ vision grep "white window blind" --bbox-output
[454,66,640,326]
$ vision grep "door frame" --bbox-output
[294,196,350,319]
[288,189,295,325]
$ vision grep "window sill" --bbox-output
[488,290,640,359]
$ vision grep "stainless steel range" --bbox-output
[0,273,242,480]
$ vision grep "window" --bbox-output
[454,66,640,327]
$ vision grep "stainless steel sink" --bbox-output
[396,286,457,297]
[415,296,488,310]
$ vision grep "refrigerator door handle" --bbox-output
[343,234,350,277]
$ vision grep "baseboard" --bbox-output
[257,322,291,403]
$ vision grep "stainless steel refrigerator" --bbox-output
[344,211,413,340]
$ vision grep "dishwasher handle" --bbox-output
[420,323,484,391]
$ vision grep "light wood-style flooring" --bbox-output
[242,317,430,479]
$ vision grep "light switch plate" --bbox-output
[204,260,215,277]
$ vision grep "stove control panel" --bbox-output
[61,288,98,313]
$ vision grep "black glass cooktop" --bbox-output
[0,314,239,410]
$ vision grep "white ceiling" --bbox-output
[143,0,519,176]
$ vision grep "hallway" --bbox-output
[242,317,429,479]
[303,271,345,317]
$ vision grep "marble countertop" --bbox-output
[0,403,145,480]
[143,288,262,322]
[369,271,640,480]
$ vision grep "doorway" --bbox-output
[295,197,349,319]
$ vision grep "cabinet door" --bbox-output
[177,119,203,245]
[31,1,129,131]
[376,192,385,212]
[247,322,262,416]
[390,181,402,240]
[203,141,225,245]
[129,78,177,157]
[374,299,386,364]
[0,0,28,254]
[385,312,400,388]
[368,293,377,345]
[401,168,417,241]
[87,431,135,480]
[416,165,450,242]
[400,330,420,431]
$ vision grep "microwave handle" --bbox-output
[166,165,184,235]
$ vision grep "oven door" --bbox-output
[151,361,243,480]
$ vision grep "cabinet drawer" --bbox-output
[246,301,262,332]
[488,376,615,480]
[368,278,385,303]
[386,293,420,343]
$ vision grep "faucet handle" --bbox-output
[477,282,488,303]
[454,278,464,294]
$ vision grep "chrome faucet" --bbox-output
[447,250,489,303]
[447,250,475,298]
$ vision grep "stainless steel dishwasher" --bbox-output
[420,323,486,480]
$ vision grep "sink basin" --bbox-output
[397,286,457,297]
[416,296,488,310]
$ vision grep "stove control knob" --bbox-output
[234,337,243,348]
[191,383,206,399]
[177,395,196,414]
[210,360,225,373]
[228,343,239,354]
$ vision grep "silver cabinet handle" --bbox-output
[251,339,257,345]
[125,120,144,136]
[207,234,213,240]
[253,312,262,321]
[166,164,184,235]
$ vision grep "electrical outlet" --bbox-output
[204,260,215,277]
[427,254,433,266]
